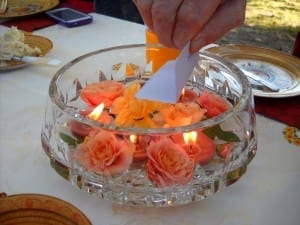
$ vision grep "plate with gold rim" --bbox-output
[0,0,59,18]
[0,193,92,225]
[0,33,53,71]
[207,44,300,98]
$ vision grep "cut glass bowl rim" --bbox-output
[49,44,252,134]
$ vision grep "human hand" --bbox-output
[134,0,246,53]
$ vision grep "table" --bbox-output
[1,13,300,225]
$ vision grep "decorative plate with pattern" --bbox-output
[0,193,92,225]
[207,44,300,98]
[0,0,59,18]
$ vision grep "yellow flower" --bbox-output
[111,82,170,128]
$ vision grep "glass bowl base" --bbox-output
[41,133,257,207]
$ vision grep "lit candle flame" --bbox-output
[181,88,185,96]
[183,131,197,144]
[130,134,138,144]
[88,103,105,120]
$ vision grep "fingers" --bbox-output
[151,0,183,48]
[134,0,246,53]
[190,0,246,53]
[134,0,183,48]
[172,0,222,49]
[133,0,154,30]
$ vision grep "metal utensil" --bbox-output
[0,51,61,66]
[240,68,280,92]
[1,55,61,66]
[11,55,61,66]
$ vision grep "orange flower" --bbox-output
[198,90,229,118]
[73,130,134,176]
[79,81,230,130]
[152,102,206,128]
[111,82,169,128]
[146,138,194,187]
[80,80,125,108]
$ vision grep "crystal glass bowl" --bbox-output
[41,44,257,207]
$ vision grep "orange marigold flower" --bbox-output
[111,82,170,128]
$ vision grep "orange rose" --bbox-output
[80,80,125,108]
[146,138,194,187]
[198,90,229,118]
[73,130,134,176]
[152,102,206,128]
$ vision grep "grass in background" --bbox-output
[245,0,300,37]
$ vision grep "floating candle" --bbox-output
[182,131,202,163]
[87,103,104,120]
[129,134,149,162]
[183,131,197,144]
[129,134,138,144]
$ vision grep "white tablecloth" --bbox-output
[1,13,300,225]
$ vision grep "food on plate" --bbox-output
[0,26,41,59]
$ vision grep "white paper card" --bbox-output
[136,42,199,103]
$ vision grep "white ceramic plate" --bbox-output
[207,44,300,98]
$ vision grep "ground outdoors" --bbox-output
[217,0,300,54]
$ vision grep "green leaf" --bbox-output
[203,124,240,142]
[50,159,69,180]
[59,132,83,147]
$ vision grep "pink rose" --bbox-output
[146,138,194,187]
[197,90,229,118]
[73,130,134,176]
[80,80,125,108]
